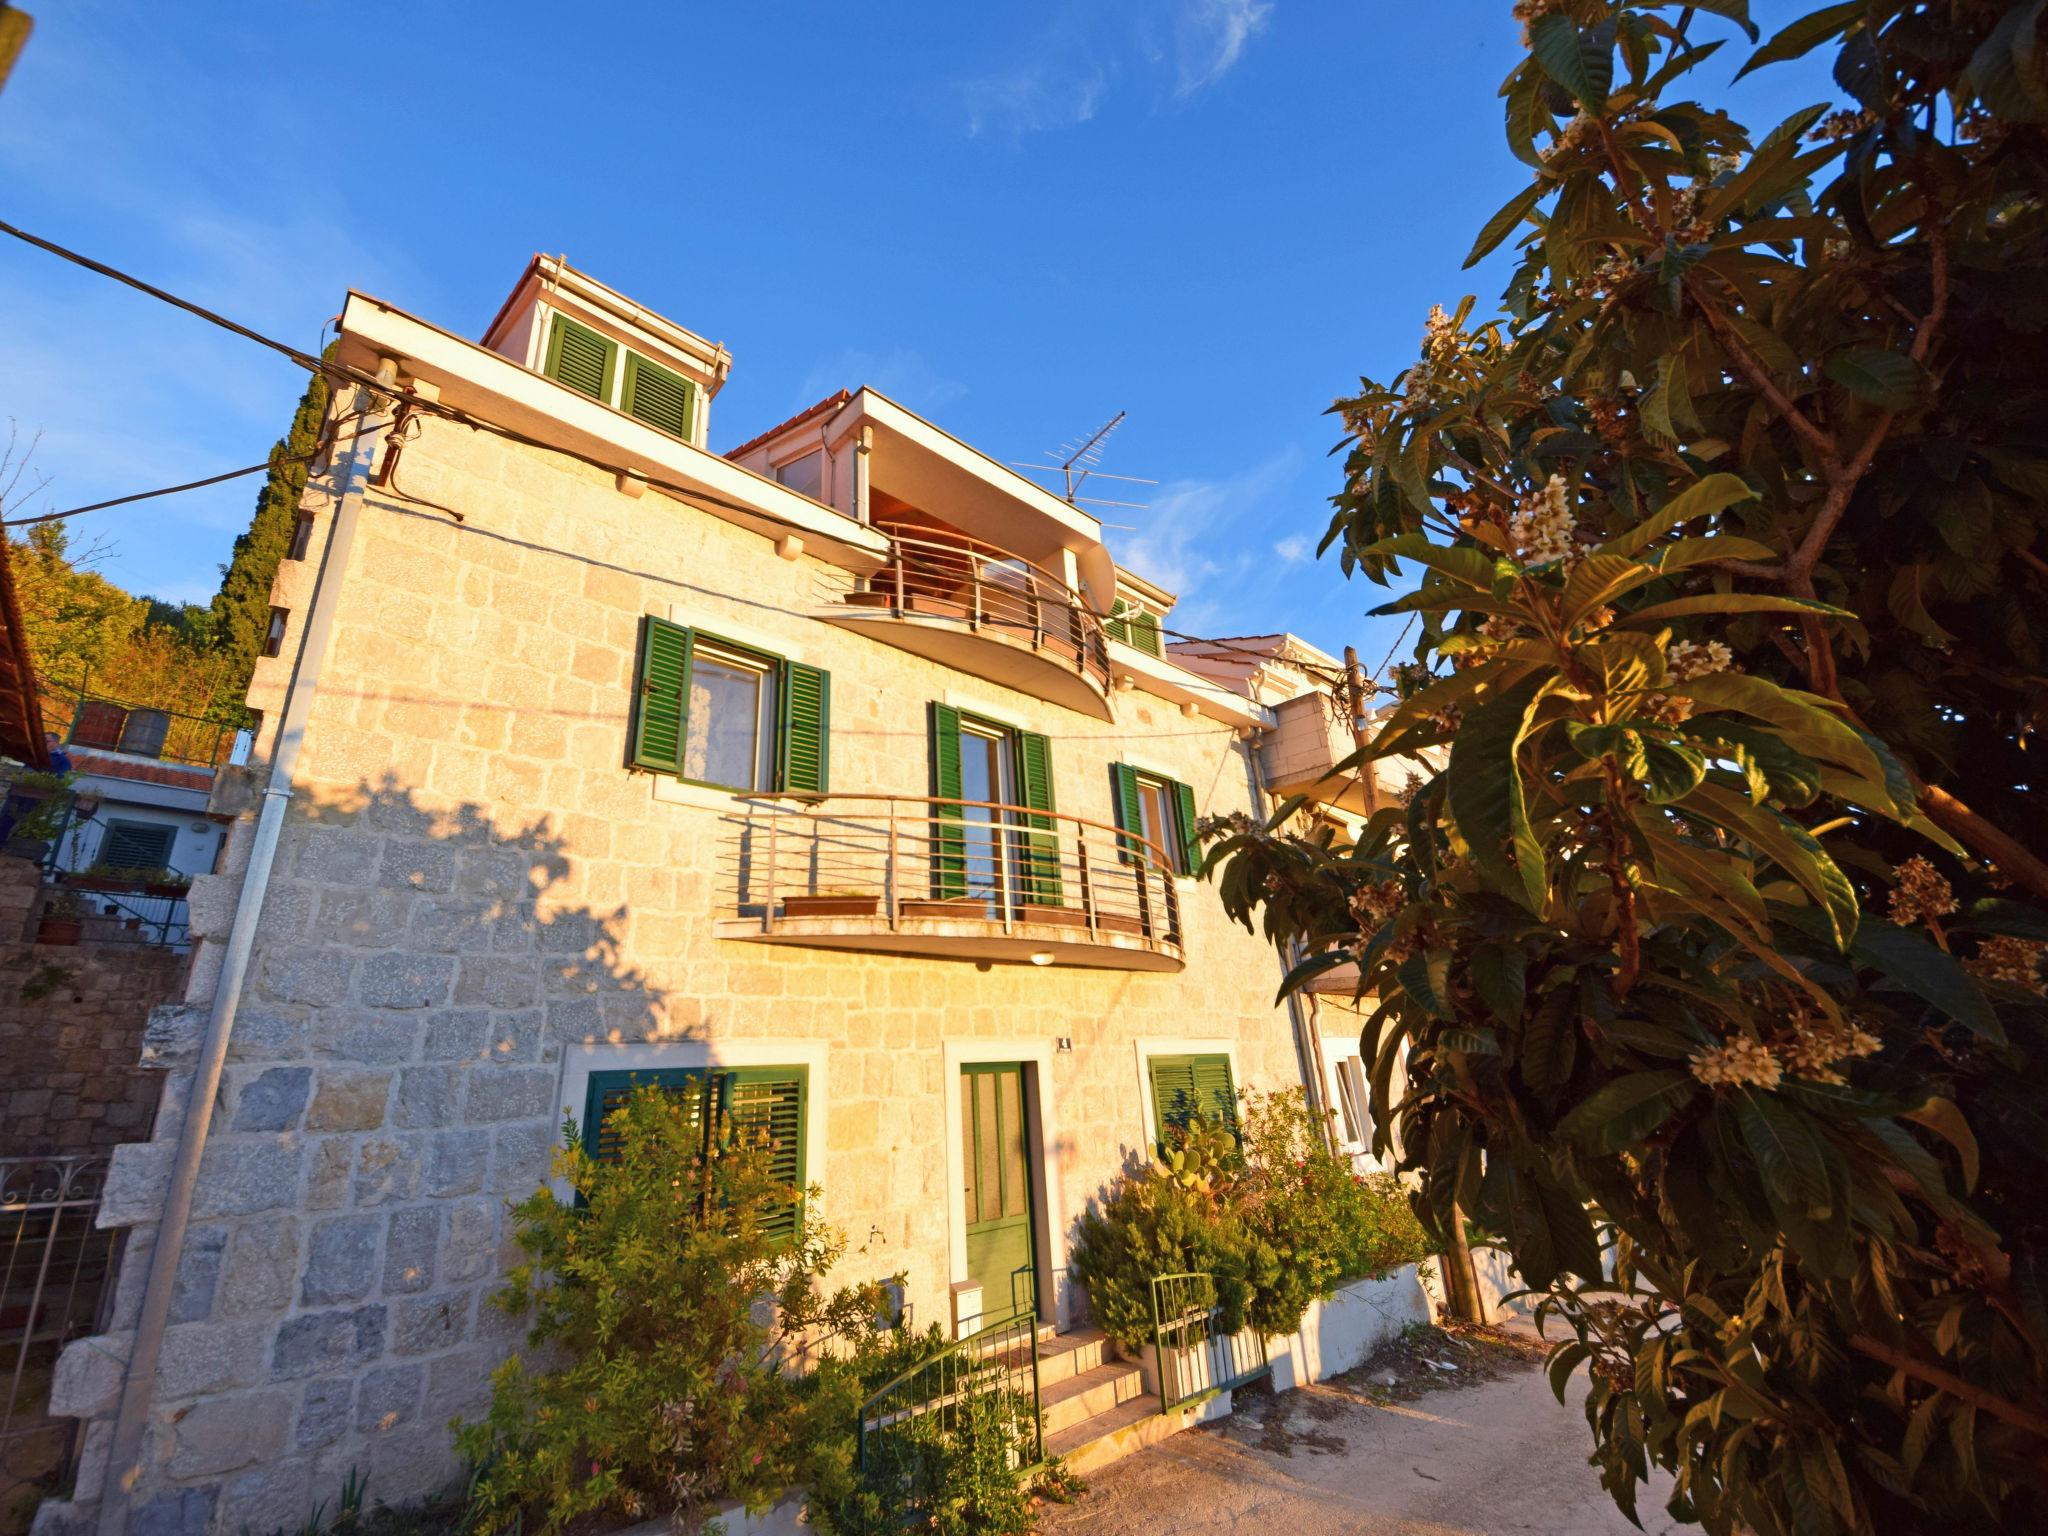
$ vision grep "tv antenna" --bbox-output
[1011,411,1157,512]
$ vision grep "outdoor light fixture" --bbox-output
[1028,951,1054,966]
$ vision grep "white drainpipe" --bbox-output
[95,363,396,1535]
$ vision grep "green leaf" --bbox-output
[1560,1070,1699,1154]
[1504,67,1551,168]
[1447,674,1553,914]
[1649,536,1779,576]
[1733,1090,1830,1214]
[1598,472,1758,559]
[1665,672,1885,785]
[1735,1,1862,80]
[1530,13,1615,111]
[1465,181,1547,269]
[1684,0,1759,42]
[1824,348,1924,411]
[1639,740,1707,803]
[1276,947,1362,1005]
[1904,1097,1980,1192]
[1469,942,1528,1026]
[1850,922,2005,1045]
[1365,531,1505,591]
[1547,1342,1593,1403]
[1621,593,1852,624]
[1399,948,1455,1020]
[1688,783,1859,950]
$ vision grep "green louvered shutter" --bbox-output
[545,315,616,401]
[583,1067,711,1164]
[1109,762,1143,864]
[1130,611,1163,657]
[1015,730,1062,907]
[631,617,692,773]
[1106,598,1132,646]
[1148,1053,1238,1152]
[723,1067,808,1245]
[1172,778,1201,875]
[622,352,696,440]
[778,662,830,795]
[929,704,966,899]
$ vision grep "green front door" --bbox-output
[961,1063,1037,1326]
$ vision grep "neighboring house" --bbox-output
[39,257,1408,1534]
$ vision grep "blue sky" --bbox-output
[0,1,1832,673]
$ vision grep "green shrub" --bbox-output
[1068,1089,1431,1350]
[455,1087,894,1535]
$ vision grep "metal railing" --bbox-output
[2,1157,116,1506]
[40,681,244,769]
[857,1310,1043,1480]
[817,527,1113,697]
[1150,1271,1270,1415]
[720,794,1183,955]
[59,880,191,950]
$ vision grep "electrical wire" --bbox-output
[1,217,1384,693]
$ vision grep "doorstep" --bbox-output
[1036,1328,1226,1477]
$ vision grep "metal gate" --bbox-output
[2,1156,116,1524]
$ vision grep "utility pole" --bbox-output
[0,6,31,97]
[1342,644,1486,1325]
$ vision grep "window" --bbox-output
[289,513,315,561]
[773,451,824,501]
[631,617,830,794]
[1109,763,1200,875]
[1147,1053,1238,1152]
[542,314,698,443]
[1331,1052,1371,1149]
[263,608,288,658]
[928,704,1060,906]
[1106,598,1164,658]
[100,820,176,871]
[581,1066,808,1243]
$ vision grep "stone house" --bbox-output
[39,257,1400,1534]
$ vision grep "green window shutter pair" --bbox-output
[545,315,616,401]
[583,1066,808,1242]
[622,352,696,440]
[1129,611,1163,657]
[1108,763,1201,874]
[1148,1053,1238,1152]
[926,706,1059,904]
[631,616,830,792]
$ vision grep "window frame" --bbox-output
[1109,763,1201,877]
[683,638,780,794]
[1139,1047,1241,1155]
[99,818,177,871]
[631,617,830,798]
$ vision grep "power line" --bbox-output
[0,218,1377,694]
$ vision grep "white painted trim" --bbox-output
[650,774,758,814]
[941,1039,1069,1333]
[940,685,1031,728]
[553,1037,830,1206]
[1131,1036,1244,1155]
[664,601,801,660]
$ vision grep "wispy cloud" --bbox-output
[958,0,1273,137]
[795,348,969,418]
[1109,446,1302,635]
[1273,534,1309,563]
[1169,0,1273,97]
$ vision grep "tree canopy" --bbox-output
[1204,3,2048,1531]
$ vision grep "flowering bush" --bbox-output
[1068,1089,1429,1351]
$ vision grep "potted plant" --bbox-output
[1,767,76,861]
[781,888,880,918]
[35,889,83,947]
[70,863,192,898]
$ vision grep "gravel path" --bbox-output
[1037,1339,1679,1536]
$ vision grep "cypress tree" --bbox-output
[208,357,330,701]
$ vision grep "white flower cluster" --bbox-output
[1707,151,1741,178]
[1407,304,1469,404]
[1478,613,1521,644]
[1966,936,2046,995]
[1512,0,1557,48]
[1781,1013,1882,1085]
[1541,112,1598,164]
[1887,855,1957,928]
[1508,475,1581,565]
[1665,639,1733,681]
[1690,1036,1783,1091]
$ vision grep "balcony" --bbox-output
[715,794,1186,971]
[816,528,1115,719]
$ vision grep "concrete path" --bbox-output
[1037,1357,1679,1535]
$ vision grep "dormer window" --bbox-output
[542,314,697,443]
[773,451,824,501]
[1107,598,1164,658]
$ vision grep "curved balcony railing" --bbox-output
[716,794,1185,969]
[816,527,1113,702]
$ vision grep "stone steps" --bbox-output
[1041,1360,1144,1436]
[1034,1328,1222,1478]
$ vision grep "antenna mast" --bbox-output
[1011,411,1158,512]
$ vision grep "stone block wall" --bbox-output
[44,404,1310,1534]
[0,855,187,1160]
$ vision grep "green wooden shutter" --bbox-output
[631,617,692,773]
[1148,1053,1238,1151]
[723,1067,808,1245]
[778,662,830,795]
[1130,611,1163,658]
[1109,762,1143,865]
[1015,730,1062,907]
[621,352,697,440]
[544,315,616,401]
[1171,778,1201,875]
[582,1067,710,1164]
[1106,598,1132,646]
[929,703,966,899]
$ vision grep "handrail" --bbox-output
[857,1310,1043,1476]
[732,792,1180,874]
[1148,1270,1270,1415]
